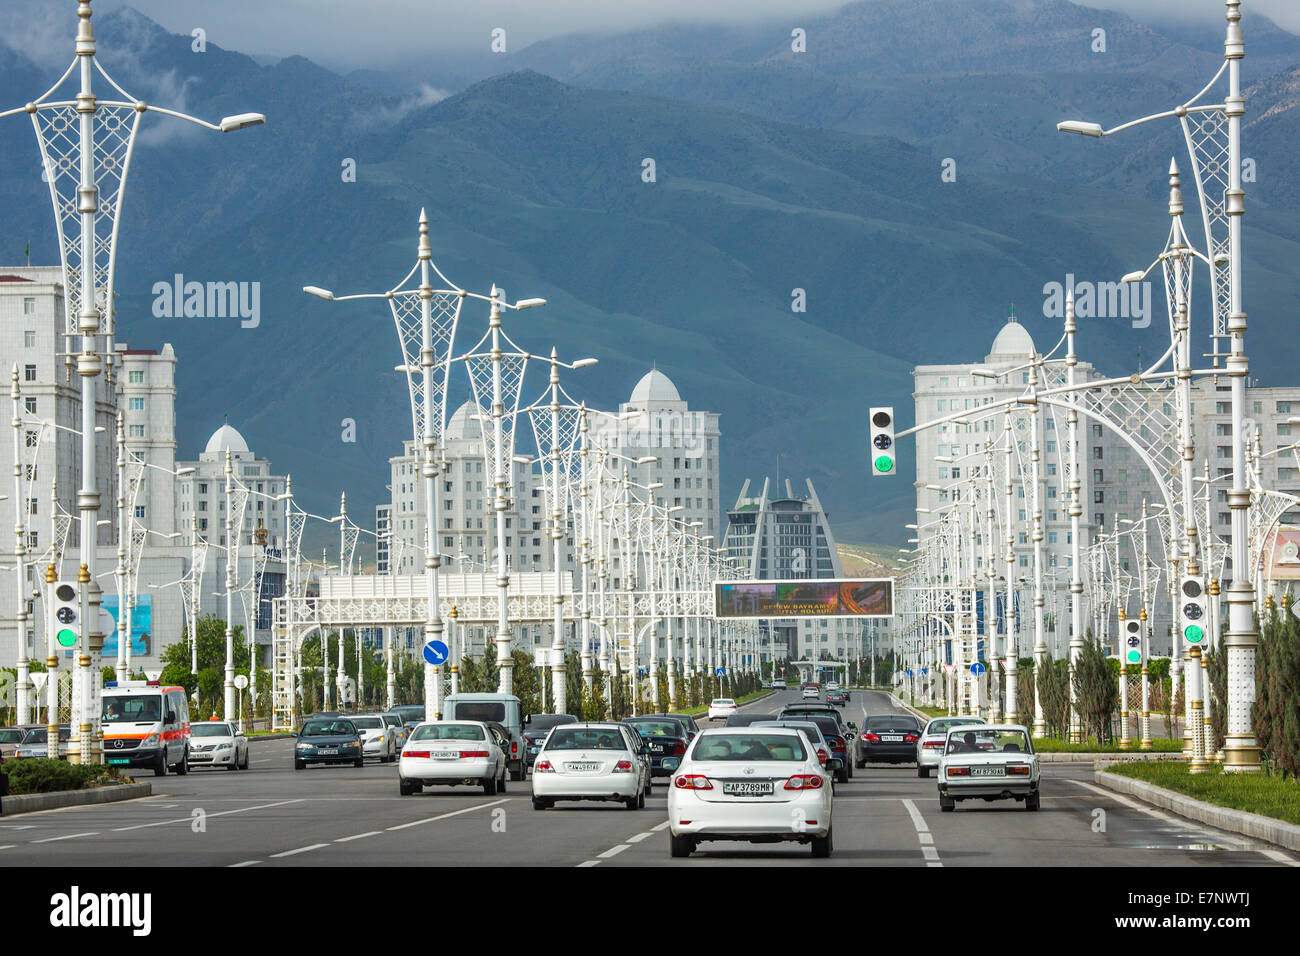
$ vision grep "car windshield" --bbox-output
[382,715,402,727]
[711,699,735,706]
[410,724,486,741]
[926,718,986,736]
[725,713,777,726]
[692,733,806,762]
[351,717,383,730]
[544,728,628,751]
[0,728,25,743]
[102,695,161,723]
[803,717,840,737]
[527,714,576,732]
[946,729,1031,755]
[454,702,507,723]
[626,720,681,737]
[753,721,822,742]
[301,720,356,736]
[21,727,47,744]
[191,724,233,738]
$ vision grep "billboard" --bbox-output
[101,594,151,657]
[714,578,893,619]
[1267,526,1300,581]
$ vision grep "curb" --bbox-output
[1094,768,1300,852]
[1039,752,1189,763]
[247,734,295,742]
[1,782,152,816]
[891,696,931,722]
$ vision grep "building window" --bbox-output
[134,505,146,519]
[23,330,36,347]
[27,531,38,548]
[24,397,35,414]
[28,498,37,516]
[128,370,144,384]
[1092,446,1103,460]
[1093,469,1103,483]
[23,297,36,315]
[25,430,37,448]
[129,425,144,437]
[1278,401,1293,414]
[24,365,36,382]
[129,397,144,410]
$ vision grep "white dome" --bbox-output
[989,318,1035,358]
[444,401,483,441]
[629,369,681,404]
[204,423,249,455]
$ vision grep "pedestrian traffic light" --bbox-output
[1123,618,1142,664]
[1179,576,1207,645]
[869,407,895,476]
[50,580,80,650]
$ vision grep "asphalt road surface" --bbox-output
[2,689,1296,867]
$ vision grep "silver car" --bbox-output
[350,714,397,762]
[916,716,986,778]
[937,724,1040,812]
[187,720,250,770]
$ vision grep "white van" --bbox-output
[101,681,191,776]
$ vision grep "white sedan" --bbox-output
[916,716,986,778]
[351,714,397,762]
[668,728,835,858]
[707,698,738,721]
[531,722,650,810]
[186,721,249,770]
[937,724,1040,811]
[398,721,507,795]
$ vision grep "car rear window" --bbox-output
[453,702,507,723]
[410,723,485,741]
[926,718,986,735]
[867,715,918,731]
[692,734,806,762]
[545,728,628,751]
[528,714,577,732]
[352,717,383,729]
[626,720,681,737]
[946,728,1030,755]
[0,729,26,743]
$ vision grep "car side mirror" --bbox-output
[826,758,843,772]
[847,722,858,731]
[165,711,176,724]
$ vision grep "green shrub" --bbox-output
[3,758,120,794]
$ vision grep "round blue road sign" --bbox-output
[422,640,450,666]
[970,661,986,676]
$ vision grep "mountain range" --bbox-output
[0,0,1297,551]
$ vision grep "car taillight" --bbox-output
[403,750,430,759]
[459,750,489,758]
[673,774,713,790]
[673,740,686,756]
[865,733,880,743]
[816,748,827,766]
[923,740,944,750]
[947,767,970,777]
[904,734,919,743]
[1007,765,1030,776]
[613,760,633,773]
[511,742,518,754]
[784,774,824,791]
[535,760,554,773]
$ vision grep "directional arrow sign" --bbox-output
[422,640,450,666]
[970,662,986,676]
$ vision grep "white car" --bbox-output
[351,714,397,762]
[531,722,650,810]
[668,727,835,858]
[937,724,1040,812]
[707,698,738,720]
[825,681,839,692]
[187,721,249,770]
[916,716,986,778]
[399,721,507,795]
[800,683,821,699]
[772,679,787,690]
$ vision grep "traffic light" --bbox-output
[1180,576,1207,646]
[50,580,80,650]
[869,407,895,476]
[1123,618,1142,665]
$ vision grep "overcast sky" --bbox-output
[5,0,1297,70]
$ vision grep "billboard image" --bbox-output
[1268,526,1300,581]
[101,594,151,657]
[714,578,893,619]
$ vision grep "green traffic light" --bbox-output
[1127,650,1141,663]
[56,628,77,648]
[1183,624,1204,643]
[875,456,894,473]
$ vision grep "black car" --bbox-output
[294,717,364,769]
[723,712,780,728]
[389,704,425,725]
[621,716,689,778]
[826,690,848,706]
[522,713,579,767]
[666,713,701,738]
[778,705,861,767]
[859,714,923,764]
[788,713,853,783]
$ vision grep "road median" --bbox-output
[1,782,153,816]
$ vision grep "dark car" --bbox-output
[778,705,861,768]
[621,716,689,778]
[826,690,848,706]
[752,720,837,775]
[860,714,923,764]
[788,713,853,783]
[294,717,364,769]
[723,712,780,728]
[666,713,701,738]
[389,705,425,725]
[522,713,579,767]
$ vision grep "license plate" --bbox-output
[108,758,130,765]
[882,735,903,742]
[722,781,773,796]
[970,766,1002,777]
[318,748,338,755]
[566,762,601,772]
[430,752,457,759]
[652,745,664,753]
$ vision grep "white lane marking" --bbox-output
[112,799,304,832]
[0,845,14,850]
[651,820,670,832]
[901,798,942,868]
[31,832,97,843]
[1065,777,1300,861]
[598,844,629,859]
[384,797,509,831]
[626,831,654,844]
[270,842,329,858]
[335,831,383,843]
[228,860,261,868]
[577,860,601,867]
[0,825,35,830]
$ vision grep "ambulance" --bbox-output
[101,681,191,775]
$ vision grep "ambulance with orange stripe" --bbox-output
[101,680,191,776]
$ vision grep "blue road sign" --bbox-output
[970,661,986,676]
[922,667,928,675]
[716,667,726,677]
[422,640,450,666]
[906,669,914,677]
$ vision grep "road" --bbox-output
[1,689,1295,867]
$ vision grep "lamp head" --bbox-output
[1056,120,1104,137]
[303,286,335,301]
[220,113,267,132]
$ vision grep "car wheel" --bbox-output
[811,828,833,859]
[354,758,364,768]
[939,793,956,812]
[1026,791,1041,811]
[624,795,639,810]
[644,777,653,796]
[637,789,646,809]
[835,767,848,784]
[294,759,305,770]
[400,779,414,796]
[483,774,498,796]
[154,752,168,777]
[227,759,238,771]
[532,797,548,811]
[510,763,523,782]
[855,757,865,769]
[498,766,507,794]
[175,750,189,775]
[918,767,929,778]
[847,761,854,779]
[669,833,694,858]
[242,750,250,770]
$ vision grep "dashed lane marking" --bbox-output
[270,842,329,858]
[598,844,629,859]
[31,832,97,843]
[383,797,509,832]
[112,799,305,832]
[335,831,383,843]
[902,798,942,868]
